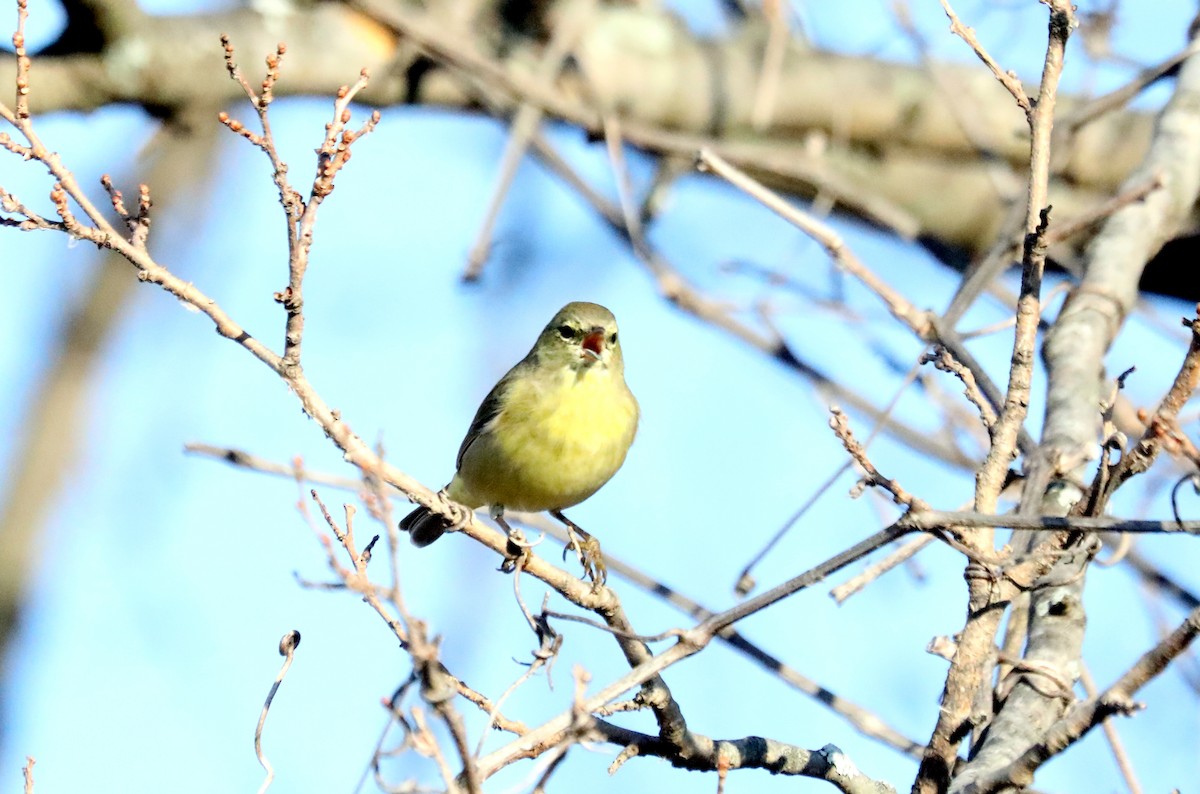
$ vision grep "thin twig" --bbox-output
[1095,309,1200,508]
[735,353,927,595]
[472,659,545,759]
[829,407,928,511]
[922,346,998,430]
[937,0,1030,112]
[542,609,684,644]
[831,534,936,604]
[893,0,1018,200]
[354,683,412,794]
[1065,39,1200,131]
[10,0,31,122]
[696,148,934,340]
[1080,663,1143,794]
[255,630,301,794]
[462,0,594,280]
[749,0,789,130]
[529,744,571,793]
[411,705,461,792]
[308,491,409,646]
[1043,173,1163,246]
[900,509,1200,535]
[1123,548,1200,611]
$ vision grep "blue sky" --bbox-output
[2,2,1199,792]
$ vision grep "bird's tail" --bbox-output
[399,506,450,547]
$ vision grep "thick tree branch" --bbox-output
[959,604,1200,794]
[950,11,1200,794]
[1042,18,1200,465]
[593,721,896,794]
[0,1,1177,263]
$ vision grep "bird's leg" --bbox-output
[493,505,529,573]
[551,510,606,587]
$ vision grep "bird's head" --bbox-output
[535,301,624,373]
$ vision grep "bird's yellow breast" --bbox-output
[453,364,639,512]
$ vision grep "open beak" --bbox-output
[581,329,604,360]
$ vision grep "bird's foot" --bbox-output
[435,488,471,533]
[495,514,540,573]
[574,533,607,589]
[553,511,606,589]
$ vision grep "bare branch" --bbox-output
[832,534,936,604]
[918,4,1078,789]
[696,148,934,340]
[591,723,897,794]
[476,520,911,777]
[937,0,1030,112]
[963,605,1200,793]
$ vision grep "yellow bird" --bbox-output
[400,302,639,582]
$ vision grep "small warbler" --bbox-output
[400,302,639,581]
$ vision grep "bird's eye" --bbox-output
[608,332,618,344]
[557,324,575,340]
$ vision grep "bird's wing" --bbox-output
[455,367,516,471]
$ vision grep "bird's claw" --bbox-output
[499,525,541,573]
[435,488,471,533]
[568,530,607,589]
[553,511,607,589]
[509,530,545,549]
